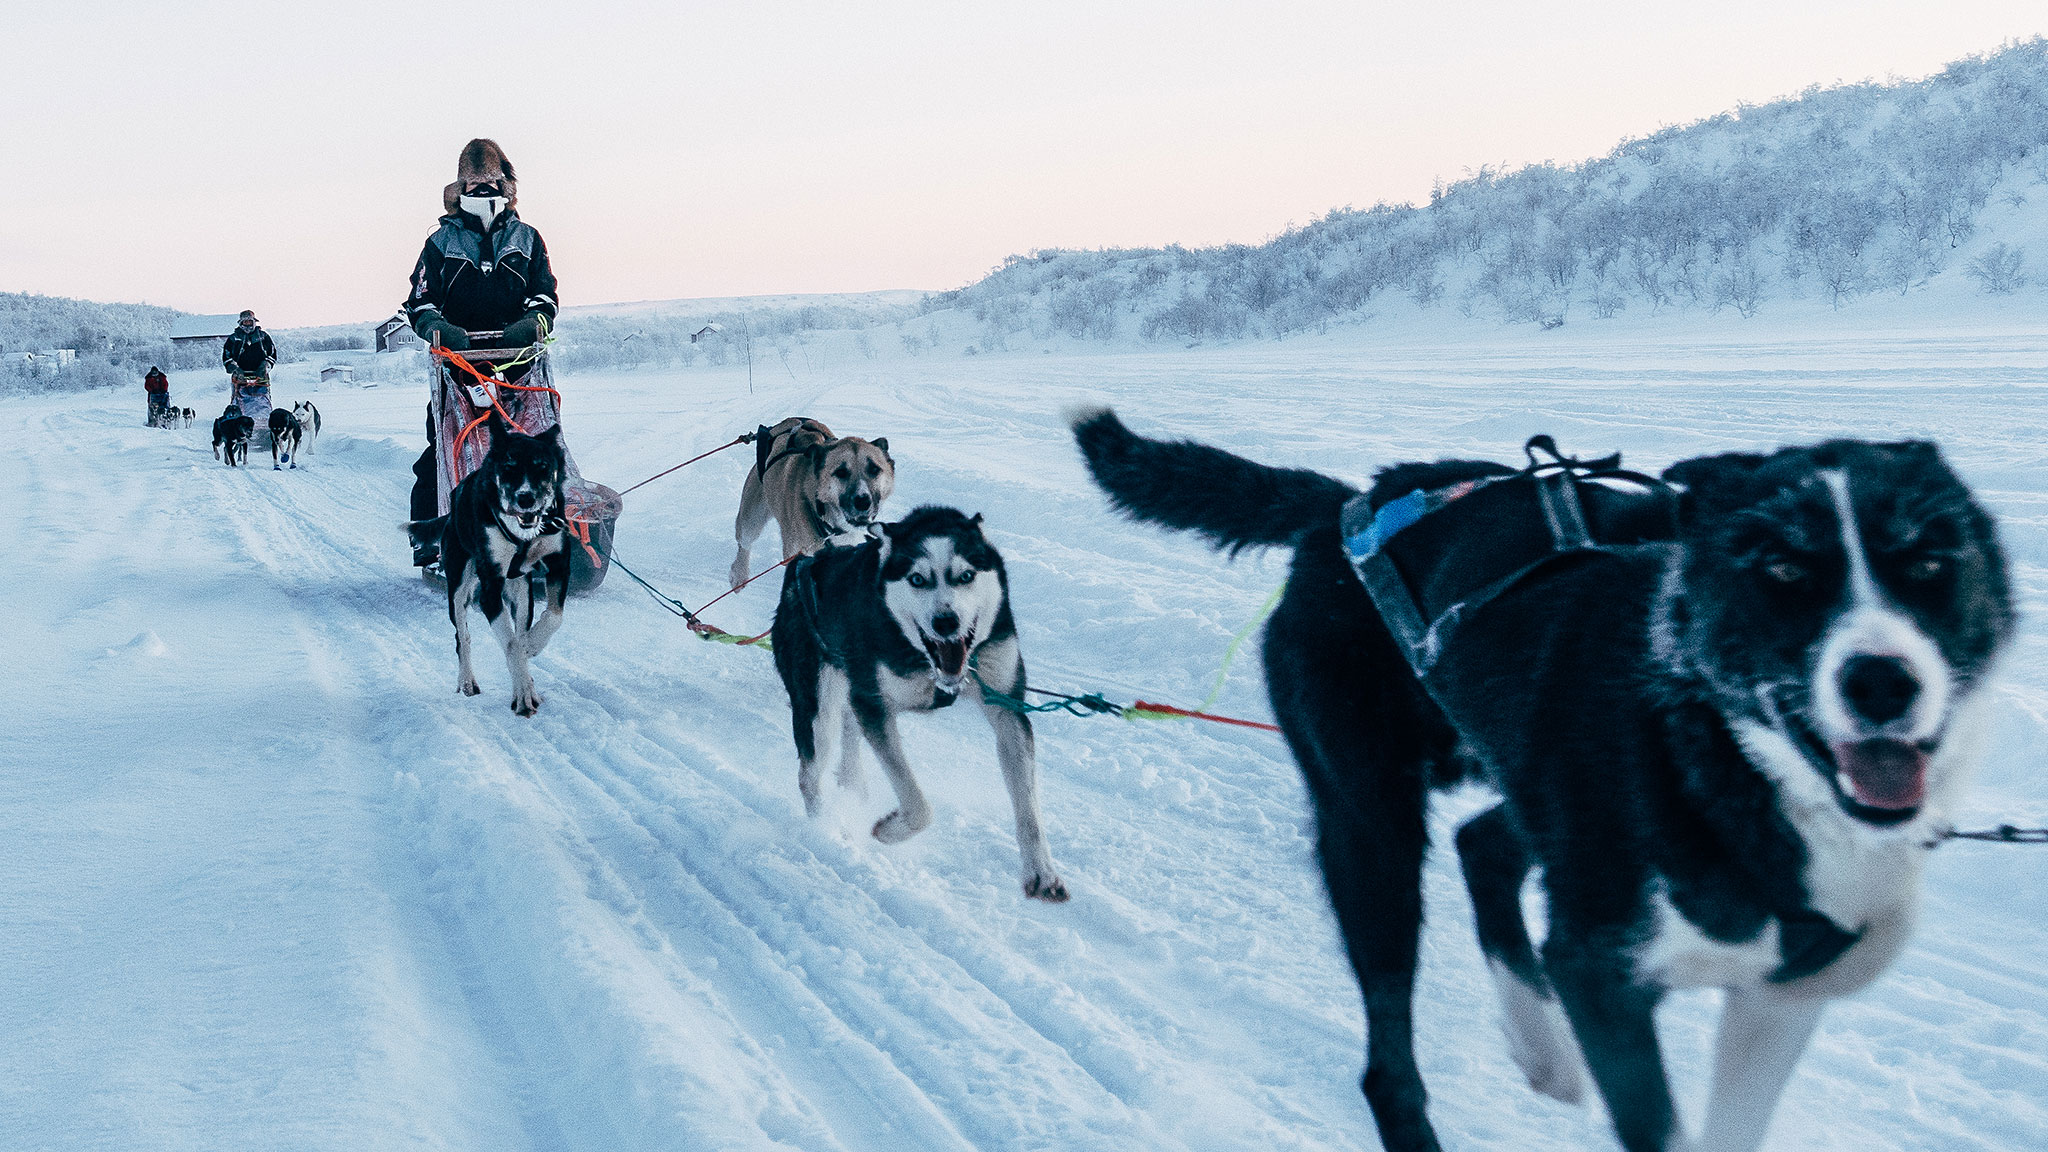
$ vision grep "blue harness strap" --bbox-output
[1342,437,1638,678]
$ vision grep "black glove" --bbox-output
[413,311,470,351]
[500,310,548,348]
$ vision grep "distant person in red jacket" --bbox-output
[144,366,171,426]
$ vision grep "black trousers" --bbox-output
[410,407,437,522]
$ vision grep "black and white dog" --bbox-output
[772,505,1068,902]
[269,408,303,469]
[415,413,570,717]
[181,406,195,428]
[211,404,254,466]
[1072,409,2012,1152]
[292,400,320,454]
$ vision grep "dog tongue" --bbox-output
[1834,739,1927,810]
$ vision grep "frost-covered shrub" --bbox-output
[1966,243,2028,293]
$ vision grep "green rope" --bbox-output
[1195,581,1284,713]
[974,675,1124,718]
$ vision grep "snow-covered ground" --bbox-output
[3,320,2045,1151]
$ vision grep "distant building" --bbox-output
[170,314,241,356]
[320,365,354,385]
[375,314,420,353]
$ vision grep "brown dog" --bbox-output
[731,417,894,589]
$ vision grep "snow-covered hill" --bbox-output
[926,38,2048,343]
[4,317,2043,1150]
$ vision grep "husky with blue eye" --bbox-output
[1073,408,2013,1152]
[771,505,1068,902]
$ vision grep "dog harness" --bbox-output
[753,420,836,479]
[1342,436,1864,983]
[1342,436,1664,677]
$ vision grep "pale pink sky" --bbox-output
[2,1,2043,326]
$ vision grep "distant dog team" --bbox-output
[205,395,317,470]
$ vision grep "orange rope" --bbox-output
[431,345,564,466]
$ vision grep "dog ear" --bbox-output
[871,437,889,457]
[1664,451,1772,523]
[487,410,509,442]
[545,422,564,447]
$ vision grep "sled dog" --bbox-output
[731,417,894,589]
[292,400,321,453]
[211,404,254,467]
[1071,409,2011,1152]
[181,406,195,428]
[269,408,303,469]
[415,412,570,717]
[771,506,1067,902]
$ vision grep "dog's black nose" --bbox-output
[931,612,959,637]
[515,491,537,510]
[1841,654,1919,725]
[852,492,872,512]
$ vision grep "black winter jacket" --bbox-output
[222,327,276,373]
[405,209,558,335]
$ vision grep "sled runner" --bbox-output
[425,332,619,594]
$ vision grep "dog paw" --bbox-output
[510,692,542,717]
[458,677,481,697]
[1024,873,1070,903]
[872,808,929,844]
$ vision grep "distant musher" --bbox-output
[403,138,560,567]
[222,310,276,384]
[144,365,171,427]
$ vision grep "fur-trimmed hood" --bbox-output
[441,138,519,215]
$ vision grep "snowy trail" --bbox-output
[4,328,2046,1150]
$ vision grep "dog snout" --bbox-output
[852,490,872,513]
[1840,654,1920,727]
[931,611,960,637]
[514,490,538,511]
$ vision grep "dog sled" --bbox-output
[230,372,274,447]
[424,332,620,595]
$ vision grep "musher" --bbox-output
[403,137,559,567]
[222,310,275,384]
[144,365,171,426]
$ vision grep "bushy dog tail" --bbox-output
[1070,407,1355,554]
